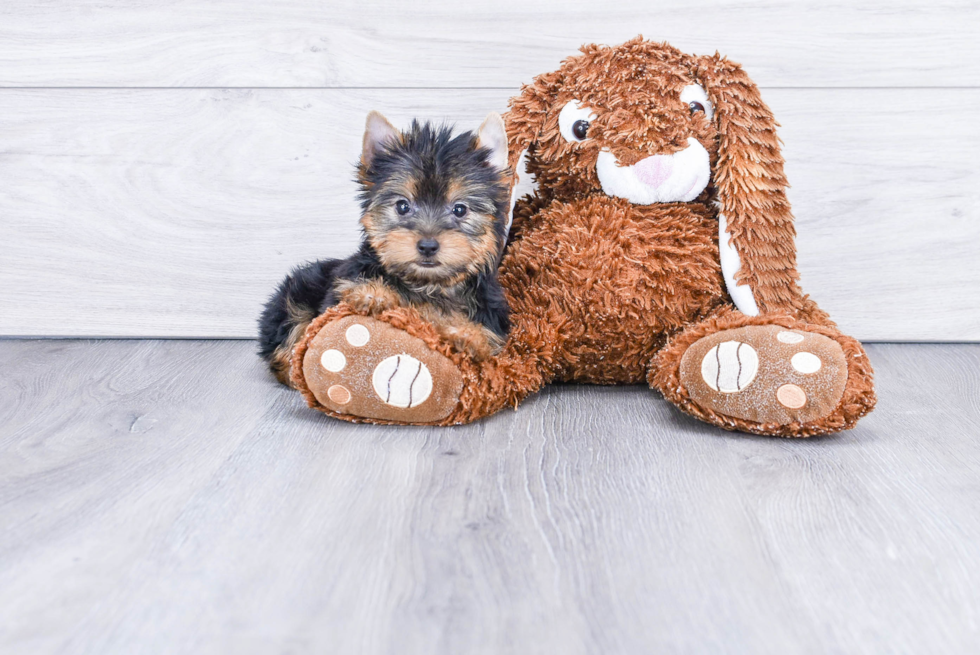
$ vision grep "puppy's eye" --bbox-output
[452,203,468,218]
[558,100,597,143]
[395,199,411,216]
[680,84,714,120]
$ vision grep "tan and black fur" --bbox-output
[258,112,511,385]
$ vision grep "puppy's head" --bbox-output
[506,36,787,212]
[357,112,509,285]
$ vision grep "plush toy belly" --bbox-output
[500,196,726,384]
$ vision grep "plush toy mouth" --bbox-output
[596,137,711,204]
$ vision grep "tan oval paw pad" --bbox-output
[776,384,807,409]
[327,384,352,405]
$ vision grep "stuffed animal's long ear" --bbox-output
[502,72,562,235]
[505,73,561,171]
[690,55,805,316]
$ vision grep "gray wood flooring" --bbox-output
[1,340,978,654]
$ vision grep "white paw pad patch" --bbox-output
[701,341,759,393]
[320,349,346,372]
[372,354,433,409]
[777,331,805,344]
[345,324,370,347]
[791,352,822,374]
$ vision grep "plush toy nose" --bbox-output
[416,238,440,257]
[633,155,674,189]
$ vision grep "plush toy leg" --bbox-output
[649,307,876,437]
[291,303,553,426]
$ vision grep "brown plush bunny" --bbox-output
[289,37,876,437]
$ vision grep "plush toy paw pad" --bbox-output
[679,325,848,426]
[371,354,433,408]
[345,323,371,347]
[302,315,463,423]
[700,341,759,392]
[327,384,352,405]
[320,349,347,372]
[776,383,807,409]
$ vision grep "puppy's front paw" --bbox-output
[436,323,502,361]
[339,280,402,315]
[346,294,396,315]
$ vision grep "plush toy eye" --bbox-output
[680,84,714,120]
[452,203,468,218]
[395,199,411,216]
[558,100,597,143]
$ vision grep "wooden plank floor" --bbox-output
[1,340,978,654]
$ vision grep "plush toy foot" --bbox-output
[678,324,849,428]
[299,314,464,423]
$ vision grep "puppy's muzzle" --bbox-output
[416,238,440,267]
[416,238,440,257]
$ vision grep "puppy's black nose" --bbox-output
[416,238,440,257]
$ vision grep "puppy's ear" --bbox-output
[362,111,401,168]
[476,112,509,171]
[689,54,804,316]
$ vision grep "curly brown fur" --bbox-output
[506,36,801,313]
[414,304,504,361]
[259,113,511,384]
[497,36,873,431]
[292,38,876,436]
[499,196,726,383]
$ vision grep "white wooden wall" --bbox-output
[1,1,977,340]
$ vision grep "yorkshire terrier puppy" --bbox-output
[258,111,511,386]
